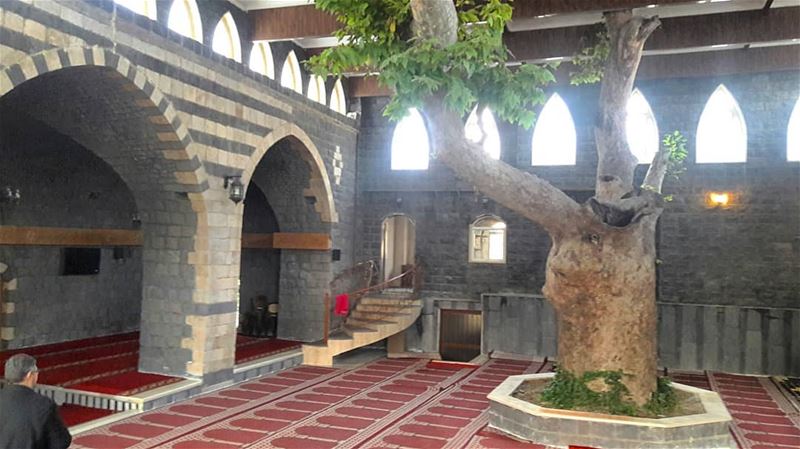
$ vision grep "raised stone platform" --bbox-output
[488,373,737,449]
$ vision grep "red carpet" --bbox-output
[59,404,116,427]
[66,358,800,449]
[1,333,299,392]
[70,371,183,396]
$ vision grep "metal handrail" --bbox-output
[324,262,421,340]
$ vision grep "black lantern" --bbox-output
[224,176,244,204]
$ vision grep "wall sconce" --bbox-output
[224,176,244,204]
[706,191,731,208]
[1,186,21,205]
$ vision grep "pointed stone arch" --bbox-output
[244,122,338,223]
[0,46,222,379]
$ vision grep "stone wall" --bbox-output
[481,294,800,376]
[356,72,800,309]
[356,72,799,374]
[0,113,141,348]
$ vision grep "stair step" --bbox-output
[350,310,412,320]
[360,297,419,306]
[357,303,421,312]
[346,318,397,327]
[344,324,377,333]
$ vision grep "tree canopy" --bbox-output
[309,0,557,127]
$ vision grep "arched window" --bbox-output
[391,108,430,170]
[531,94,577,166]
[469,216,506,263]
[307,75,327,105]
[249,42,275,79]
[788,97,800,162]
[696,85,747,163]
[465,106,501,160]
[280,51,303,94]
[330,79,347,115]
[167,0,202,42]
[212,12,242,62]
[626,89,659,164]
[114,0,157,20]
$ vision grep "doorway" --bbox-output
[439,310,482,362]
[381,214,416,286]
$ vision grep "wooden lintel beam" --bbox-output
[636,45,800,80]
[505,7,800,61]
[0,226,142,247]
[242,233,331,251]
[251,5,338,41]
[347,76,392,98]
[511,0,691,18]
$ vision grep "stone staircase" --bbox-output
[302,289,421,366]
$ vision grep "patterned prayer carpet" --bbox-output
[40,356,800,448]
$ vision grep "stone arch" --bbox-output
[244,122,338,223]
[0,46,216,378]
[0,45,209,192]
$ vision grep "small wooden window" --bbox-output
[469,216,506,263]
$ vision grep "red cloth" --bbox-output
[334,294,349,316]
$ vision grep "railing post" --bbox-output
[323,292,330,344]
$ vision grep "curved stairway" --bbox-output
[302,289,421,367]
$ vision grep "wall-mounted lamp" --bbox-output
[1,186,21,205]
[706,191,731,208]
[224,176,244,204]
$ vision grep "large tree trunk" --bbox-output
[415,4,664,406]
[544,216,659,404]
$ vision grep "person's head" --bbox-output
[4,354,39,388]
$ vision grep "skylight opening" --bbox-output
[788,97,800,161]
[167,0,203,42]
[280,51,303,94]
[696,85,747,163]
[626,89,660,164]
[114,0,157,20]
[391,108,430,170]
[249,42,275,79]
[307,75,327,105]
[465,106,501,160]
[330,79,347,115]
[531,93,577,166]
[211,12,242,62]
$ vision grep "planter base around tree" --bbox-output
[488,373,736,449]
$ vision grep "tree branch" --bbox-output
[424,99,585,237]
[410,0,458,47]
[594,11,661,203]
[642,145,671,193]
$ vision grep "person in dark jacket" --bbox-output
[0,354,71,449]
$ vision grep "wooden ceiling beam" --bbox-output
[504,7,800,61]
[510,0,690,18]
[251,5,338,41]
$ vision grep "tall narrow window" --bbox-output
[469,216,506,263]
[280,51,302,94]
[465,106,501,160]
[391,108,430,170]
[212,12,242,62]
[307,75,327,104]
[249,42,275,78]
[167,0,202,42]
[788,97,800,162]
[696,85,747,163]
[626,89,659,164]
[531,94,577,166]
[114,0,157,20]
[330,79,347,115]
